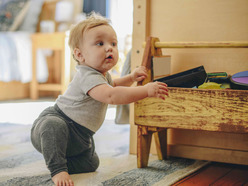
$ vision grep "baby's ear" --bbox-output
[73,48,84,62]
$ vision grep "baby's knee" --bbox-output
[40,116,68,133]
[91,152,100,171]
[31,116,65,153]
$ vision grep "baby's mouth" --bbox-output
[106,55,113,59]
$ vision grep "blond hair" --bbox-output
[68,13,111,56]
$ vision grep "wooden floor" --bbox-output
[173,162,248,185]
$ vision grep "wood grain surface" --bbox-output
[135,87,248,133]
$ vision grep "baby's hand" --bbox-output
[131,66,147,82]
[145,82,169,100]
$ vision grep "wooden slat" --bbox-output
[139,37,162,85]
[0,82,30,100]
[137,126,152,168]
[135,88,248,133]
[36,0,58,32]
[31,32,65,49]
[138,37,152,86]
[154,41,248,48]
[154,129,167,160]
[169,129,248,151]
[130,0,150,154]
[169,144,248,165]
[30,32,69,100]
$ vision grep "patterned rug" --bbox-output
[0,120,209,186]
[102,158,209,186]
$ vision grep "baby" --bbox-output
[31,13,168,186]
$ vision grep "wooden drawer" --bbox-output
[135,88,248,133]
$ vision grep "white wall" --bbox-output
[108,0,133,75]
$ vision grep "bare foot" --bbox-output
[52,171,74,186]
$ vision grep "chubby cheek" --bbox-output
[114,57,119,65]
[114,51,119,62]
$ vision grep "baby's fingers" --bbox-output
[158,84,169,95]
[159,84,168,91]
[157,94,166,100]
[159,89,169,96]
[156,82,169,99]
[139,66,147,72]
[136,75,147,82]
[156,81,168,87]
[156,89,168,100]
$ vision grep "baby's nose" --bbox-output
[106,44,113,52]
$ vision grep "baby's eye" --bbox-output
[96,41,104,46]
[112,42,117,47]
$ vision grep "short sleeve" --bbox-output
[80,68,109,95]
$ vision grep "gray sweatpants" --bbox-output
[31,104,99,177]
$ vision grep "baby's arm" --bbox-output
[113,66,147,87]
[88,81,168,105]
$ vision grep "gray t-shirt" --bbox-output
[56,65,113,132]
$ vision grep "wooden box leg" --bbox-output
[154,129,167,160]
[137,126,152,168]
[31,47,38,100]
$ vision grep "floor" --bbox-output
[0,98,150,185]
[1,99,248,185]
[173,162,248,185]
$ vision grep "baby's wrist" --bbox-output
[130,74,135,82]
[144,83,151,97]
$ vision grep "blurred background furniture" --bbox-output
[0,0,82,101]
[30,32,70,100]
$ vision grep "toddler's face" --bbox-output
[79,25,119,75]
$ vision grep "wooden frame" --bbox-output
[130,0,248,168]
[30,32,70,100]
[135,36,248,168]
